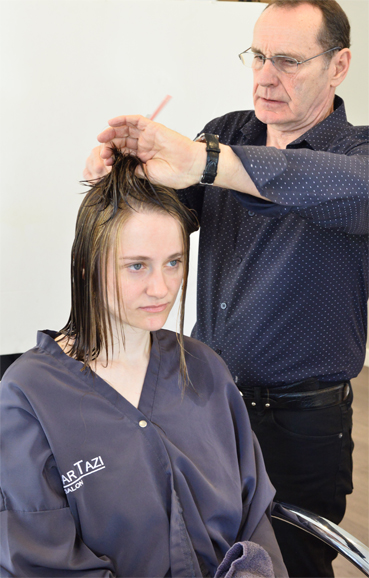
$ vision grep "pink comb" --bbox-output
[150,95,172,121]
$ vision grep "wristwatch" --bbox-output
[195,133,220,185]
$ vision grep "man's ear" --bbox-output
[330,48,351,88]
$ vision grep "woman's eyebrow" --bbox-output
[119,252,184,261]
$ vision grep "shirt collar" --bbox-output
[239,95,349,151]
[240,114,266,143]
[287,96,349,150]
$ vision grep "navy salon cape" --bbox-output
[1,330,277,577]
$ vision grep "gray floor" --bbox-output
[332,366,369,577]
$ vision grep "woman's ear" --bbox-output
[330,48,351,88]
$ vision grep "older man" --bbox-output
[85,1,368,575]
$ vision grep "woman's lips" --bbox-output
[139,303,169,313]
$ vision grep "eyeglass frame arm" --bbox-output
[272,501,369,577]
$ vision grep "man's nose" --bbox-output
[255,58,279,85]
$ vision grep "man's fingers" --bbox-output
[99,137,139,161]
[83,145,111,179]
[108,114,148,129]
[135,164,146,180]
[107,115,128,127]
[83,168,92,180]
[97,126,119,143]
[100,140,126,158]
[126,136,139,151]
[97,125,132,143]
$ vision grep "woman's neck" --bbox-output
[96,326,151,368]
[93,327,152,408]
[55,327,152,408]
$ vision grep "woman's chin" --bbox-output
[144,316,170,333]
[129,311,171,333]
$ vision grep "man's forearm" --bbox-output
[212,144,268,200]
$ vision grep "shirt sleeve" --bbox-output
[177,184,205,224]
[231,140,369,235]
[0,380,116,578]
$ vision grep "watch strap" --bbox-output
[196,133,220,185]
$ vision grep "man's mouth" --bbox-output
[259,96,286,105]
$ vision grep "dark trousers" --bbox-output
[246,385,353,578]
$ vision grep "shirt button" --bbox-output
[248,211,255,217]
[234,256,242,265]
[215,349,222,356]
[220,302,227,310]
[139,420,148,428]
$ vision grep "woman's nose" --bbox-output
[146,270,168,299]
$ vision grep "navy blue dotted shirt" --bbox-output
[178,97,368,387]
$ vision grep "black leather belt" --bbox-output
[239,380,351,411]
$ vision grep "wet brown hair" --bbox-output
[60,150,199,386]
[265,0,350,60]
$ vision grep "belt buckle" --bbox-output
[343,383,350,400]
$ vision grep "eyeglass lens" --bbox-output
[240,52,299,74]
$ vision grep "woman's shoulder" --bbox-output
[1,330,66,397]
[1,350,43,417]
[156,329,233,380]
[156,328,222,357]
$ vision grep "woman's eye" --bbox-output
[129,263,143,271]
[168,260,178,268]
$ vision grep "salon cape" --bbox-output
[0,329,282,577]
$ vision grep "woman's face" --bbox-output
[106,210,184,333]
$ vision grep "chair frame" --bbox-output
[272,502,369,576]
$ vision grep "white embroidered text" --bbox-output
[62,456,105,493]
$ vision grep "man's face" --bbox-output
[252,4,338,134]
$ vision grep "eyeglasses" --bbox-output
[238,46,341,75]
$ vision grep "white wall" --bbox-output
[336,0,369,128]
[0,0,368,355]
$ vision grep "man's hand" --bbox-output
[83,145,111,181]
[96,115,206,189]
[85,114,264,199]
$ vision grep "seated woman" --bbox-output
[0,152,287,578]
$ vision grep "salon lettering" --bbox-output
[62,456,105,493]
